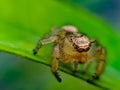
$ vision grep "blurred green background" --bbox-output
[0,0,120,90]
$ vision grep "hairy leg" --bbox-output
[51,58,61,82]
[87,46,106,82]
[33,36,57,55]
[33,40,42,55]
[51,44,62,82]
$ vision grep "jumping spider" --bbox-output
[33,25,106,82]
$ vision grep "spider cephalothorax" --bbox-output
[33,25,106,83]
[71,35,90,52]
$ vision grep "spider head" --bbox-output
[72,35,92,52]
[60,25,95,52]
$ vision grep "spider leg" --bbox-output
[33,40,42,55]
[87,46,106,82]
[51,58,61,82]
[33,36,57,55]
[51,44,62,82]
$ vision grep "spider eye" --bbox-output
[69,37,73,41]
[84,47,90,51]
[73,44,78,49]
[80,34,83,37]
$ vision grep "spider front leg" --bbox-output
[87,46,106,82]
[33,40,42,55]
[33,36,57,55]
[51,44,62,82]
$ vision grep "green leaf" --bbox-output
[0,0,120,89]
